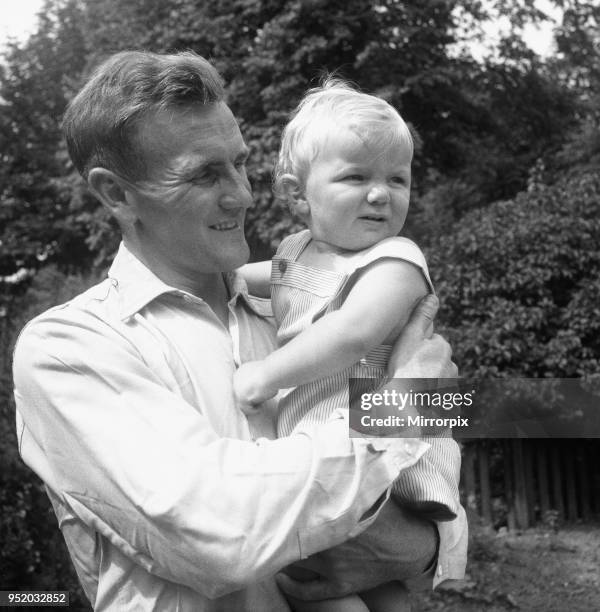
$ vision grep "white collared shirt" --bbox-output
[12,244,456,611]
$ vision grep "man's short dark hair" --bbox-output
[62,50,225,181]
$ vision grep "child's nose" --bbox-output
[367,185,390,204]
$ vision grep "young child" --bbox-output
[235,79,460,612]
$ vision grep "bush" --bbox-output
[429,168,600,379]
[0,266,100,607]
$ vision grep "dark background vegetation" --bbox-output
[1,0,599,608]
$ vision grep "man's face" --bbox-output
[125,102,253,283]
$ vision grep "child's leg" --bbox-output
[360,581,411,612]
[392,434,461,522]
[286,593,369,612]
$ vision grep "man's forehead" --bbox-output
[135,102,247,165]
[145,102,239,135]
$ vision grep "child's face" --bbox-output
[302,126,411,252]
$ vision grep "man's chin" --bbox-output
[224,244,250,271]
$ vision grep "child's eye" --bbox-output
[344,174,364,182]
[390,176,407,185]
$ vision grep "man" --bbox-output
[13,50,466,611]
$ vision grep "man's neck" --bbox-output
[124,239,230,326]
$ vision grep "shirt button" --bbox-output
[278,261,287,274]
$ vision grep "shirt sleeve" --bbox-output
[13,308,425,599]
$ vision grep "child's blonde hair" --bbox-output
[274,77,413,206]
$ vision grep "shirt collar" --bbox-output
[108,242,271,320]
[226,271,273,318]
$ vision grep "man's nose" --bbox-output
[367,185,390,205]
[220,173,253,210]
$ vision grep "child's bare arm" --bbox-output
[234,258,429,406]
[237,261,271,298]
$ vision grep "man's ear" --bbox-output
[87,168,138,226]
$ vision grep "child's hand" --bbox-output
[233,360,278,414]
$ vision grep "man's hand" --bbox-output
[387,294,458,380]
[233,360,277,414]
[275,500,438,601]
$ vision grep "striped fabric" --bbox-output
[272,230,460,521]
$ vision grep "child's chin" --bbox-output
[352,236,389,250]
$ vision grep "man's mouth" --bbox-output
[210,221,240,231]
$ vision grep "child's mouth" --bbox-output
[359,215,385,222]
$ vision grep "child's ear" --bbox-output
[291,197,310,218]
[280,173,310,219]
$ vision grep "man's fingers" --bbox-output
[275,572,341,601]
[429,333,451,358]
[424,320,434,340]
[289,555,329,576]
[239,402,261,415]
[407,294,439,337]
[425,334,458,379]
[446,360,459,379]
[388,295,439,374]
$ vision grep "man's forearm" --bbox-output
[276,499,439,601]
[352,500,439,582]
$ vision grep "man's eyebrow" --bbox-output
[166,160,205,182]
[175,154,219,178]
[168,145,250,181]
[184,146,249,168]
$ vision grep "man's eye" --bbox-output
[391,176,407,185]
[191,172,216,185]
[344,174,364,181]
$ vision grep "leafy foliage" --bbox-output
[431,168,600,379]
[1,0,586,265]
[0,0,92,277]
[0,266,99,605]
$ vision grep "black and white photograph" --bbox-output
[1,1,599,610]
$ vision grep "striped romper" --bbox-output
[271,229,460,520]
